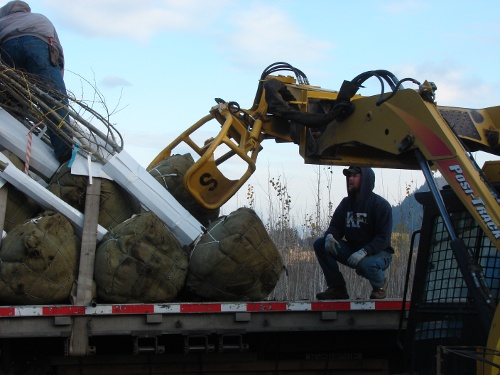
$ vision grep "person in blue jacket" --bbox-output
[314,166,394,300]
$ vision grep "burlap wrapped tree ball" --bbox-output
[47,165,140,230]
[2,150,41,232]
[148,153,219,227]
[0,211,80,304]
[183,207,283,301]
[94,211,189,303]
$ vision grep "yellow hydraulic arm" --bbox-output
[149,64,500,249]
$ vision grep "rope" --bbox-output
[24,121,43,174]
[149,166,177,189]
[190,218,225,260]
[203,218,224,245]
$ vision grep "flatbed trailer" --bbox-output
[0,300,408,374]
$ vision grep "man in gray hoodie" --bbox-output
[0,1,72,163]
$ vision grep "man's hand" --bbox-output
[347,248,367,267]
[325,234,340,256]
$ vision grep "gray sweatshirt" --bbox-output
[0,1,64,69]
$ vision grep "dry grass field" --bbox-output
[241,168,418,301]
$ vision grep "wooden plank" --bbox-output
[0,185,7,246]
[70,178,102,356]
[75,178,101,305]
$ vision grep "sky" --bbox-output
[24,0,500,221]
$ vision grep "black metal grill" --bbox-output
[405,187,500,374]
[422,211,500,306]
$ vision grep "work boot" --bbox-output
[370,279,388,299]
[316,285,349,300]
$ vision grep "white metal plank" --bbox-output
[101,150,202,246]
[0,152,107,240]
[0,108,59,179]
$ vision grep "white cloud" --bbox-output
[391,62,496,108]
[37,0,333,74]
[39,0,231,42]
[220,4,334,69]
[101,76,131,88]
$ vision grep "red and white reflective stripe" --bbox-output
[0,300,409,318]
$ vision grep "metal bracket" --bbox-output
[133,336,165,355]
[184,335,215,354]
[218,334,249,353]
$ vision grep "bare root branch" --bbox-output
[0,60,124,164]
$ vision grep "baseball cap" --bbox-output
[343,166,362,176]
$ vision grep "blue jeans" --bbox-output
[1,36,71,159]
[313,236,392,289]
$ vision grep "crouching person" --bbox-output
[314,166,394,300]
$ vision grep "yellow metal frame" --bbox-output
[147,103,265,210]
[148,76,500,244]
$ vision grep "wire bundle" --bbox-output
[260,62,309,85]
[350,69,421,106]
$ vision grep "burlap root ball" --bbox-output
[2,150,41,232]
[47,164,140,230]
[94,211,189,303]
[0,211,80,304]
[183,207,283,301]
[148,153,219,227]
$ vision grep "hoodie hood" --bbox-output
[0,1,30,18]
[346,166,375,201]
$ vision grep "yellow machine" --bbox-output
[149,62,500,374]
